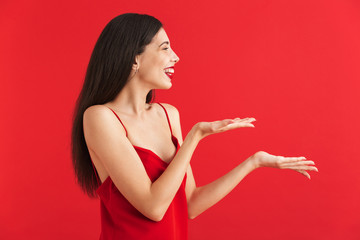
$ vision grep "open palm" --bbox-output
[196,117,256,139]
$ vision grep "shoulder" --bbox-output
[83,104,126,135]
[83,104,114,122]
[156,102,183,141]
[156,102,180,123]
[83,105,128,151]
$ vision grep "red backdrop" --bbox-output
[1,0,359,239]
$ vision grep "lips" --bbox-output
[164,66,174,80]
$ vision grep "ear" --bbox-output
[132,55,140,71]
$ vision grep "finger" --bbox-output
[279,156,307,163]
[222,122,255,130]
[218,116,256,127]
[215,120,237,131]
[232,121,255,126]
[217,119,235,127]
[224,119,253,126]
[234,117,256,122]
[296,170,311,179]
[284,166,318,172]
[244,118,256,121]
[281,160,315,167]
[224,119,236,124]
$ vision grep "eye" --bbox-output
[163,48,169,50]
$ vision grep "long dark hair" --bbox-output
[71,13,163,198]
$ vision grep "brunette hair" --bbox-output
[71,13,163,197]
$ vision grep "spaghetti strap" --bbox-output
[91,106,128,186]
[106,106,128,137]
[95,103,188,239]
[156,102,173,135]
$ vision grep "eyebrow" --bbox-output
[159,41,170,47]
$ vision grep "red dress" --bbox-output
[90,102,188,240]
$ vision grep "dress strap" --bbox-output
[90,106,128,187]
[156,102,173,135]
[106,106,128,137]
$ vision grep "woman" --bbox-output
[71,13,318,240]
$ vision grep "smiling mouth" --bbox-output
[164,67,175,80]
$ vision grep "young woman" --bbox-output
[71,13,318,240]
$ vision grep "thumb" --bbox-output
[224,119,235,125]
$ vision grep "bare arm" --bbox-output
[187,152,318,219]
[85,104,317,222]
[187,156,256,219]
[83,105,202,222]
[164,105,318,219]
[147,126,201,220]
[163,104,258,219]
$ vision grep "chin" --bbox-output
[157,78,173,89]
[152,83,171,90]
[159,82,172,90]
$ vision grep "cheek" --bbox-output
[141,59,164,75]
[139,64,164,82]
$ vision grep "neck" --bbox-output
[108,79,153,117]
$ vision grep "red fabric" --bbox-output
[92,102,188,240]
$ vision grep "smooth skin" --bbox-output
[83,27,318,222]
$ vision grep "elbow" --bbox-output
[187,199,196,220]
[142,198,174,222]
[145,207,166,222]
[188,210,199,219]
[148,205,197,221]
[187,206,198,220]
[151,213,165,222]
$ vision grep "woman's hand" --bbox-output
[252,151,318,179]
[194,117,256,140]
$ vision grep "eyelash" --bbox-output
[163,48,169,50]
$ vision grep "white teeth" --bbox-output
[164,68,174,73]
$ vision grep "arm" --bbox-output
[163,103,257,219]
[83,105,201,222]
[186,152,317,219]
[187,156,257,219]
[164,104,318,219]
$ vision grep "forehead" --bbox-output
[151,28,170,45]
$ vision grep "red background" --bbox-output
[1,0,359,239]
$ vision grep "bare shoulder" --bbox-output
[83,105,116,127]
[83,104,104,116]
[157,103,183,142]
[157,103,180,121]
[83,105,127,149]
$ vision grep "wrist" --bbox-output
[247,154,261,169]
[189,123,203,142]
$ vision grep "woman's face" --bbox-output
[135,28,180,89]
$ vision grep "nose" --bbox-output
[172,50,180,63]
